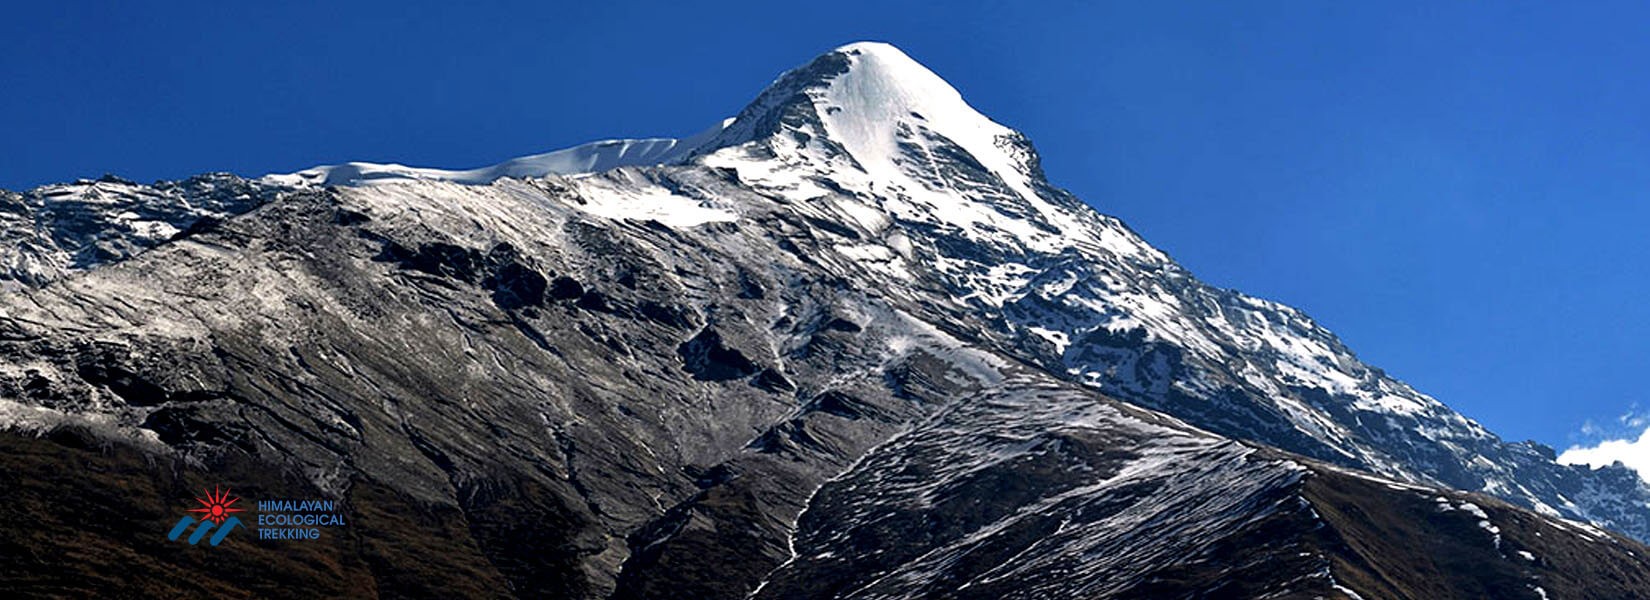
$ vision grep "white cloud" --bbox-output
[1559,425,1650,484]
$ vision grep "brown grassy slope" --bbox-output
[0,428,511,599]
[1304,465,1650,600]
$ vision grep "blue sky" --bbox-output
[4,1,1647,452]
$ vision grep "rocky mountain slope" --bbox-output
[0,173,275,288]
[2,42,1648,598]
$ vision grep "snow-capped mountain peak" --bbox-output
[685,41,1147,263]
[7,41,1641,547]
[263,42,1068,248]
[7,40,1650,598]
[802,42,1041,201]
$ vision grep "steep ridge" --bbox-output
[267,119,733,187]
[677,41,1650,541]
[0,42,1647,599]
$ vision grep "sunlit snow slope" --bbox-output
[267,118,732,187]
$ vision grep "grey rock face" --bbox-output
[0,173,279,287]
[1,42,1648,598]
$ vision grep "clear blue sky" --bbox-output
[4,1,1647,450]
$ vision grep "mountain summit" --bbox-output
[2,42,1649,598]
[703,41,1044,196]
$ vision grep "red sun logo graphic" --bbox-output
[189,485,244,525]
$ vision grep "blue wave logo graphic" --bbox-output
[167,515,242,546]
